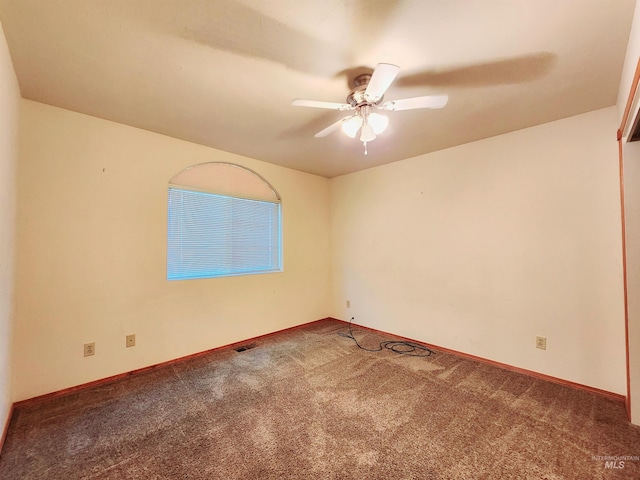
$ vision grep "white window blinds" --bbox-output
[167,187,281,280]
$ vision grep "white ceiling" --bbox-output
[0,0,636,177]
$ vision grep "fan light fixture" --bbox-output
[292,63,448,156]
[341,115,362,138]
[341,107,389,154]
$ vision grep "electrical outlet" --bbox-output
[346,300,351,308]
[536,336,547,350]
[126,334,136,348]
[84,342,95,357]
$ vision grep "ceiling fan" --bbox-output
[292,63,448,154]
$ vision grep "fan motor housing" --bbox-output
[346,73,381,107]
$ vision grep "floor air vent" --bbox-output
[235,343,257,352]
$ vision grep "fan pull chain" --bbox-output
[363,141,368,155]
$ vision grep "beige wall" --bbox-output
[330,107,625,394]
[0,21,19,431]
[13,100,331,401]
[617,0,640,121]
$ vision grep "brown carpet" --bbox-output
[1,319,639,479]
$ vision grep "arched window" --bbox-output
[167,163,282,280]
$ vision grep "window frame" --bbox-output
[166,163,282,281]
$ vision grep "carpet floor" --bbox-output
[0,319,639,479]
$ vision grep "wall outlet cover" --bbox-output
[84,342,95,357]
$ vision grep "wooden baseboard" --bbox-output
[331,318,626,403]
[1,316,628,453]
[0,403,14,456]
[13,318,331,409]
[8,316,626,418]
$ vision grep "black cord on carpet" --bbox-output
[339,317,435,357]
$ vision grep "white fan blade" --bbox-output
[314,117,352,138]
[380,95,449,111]
[365,63,400,102]
[292,99,353,111]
